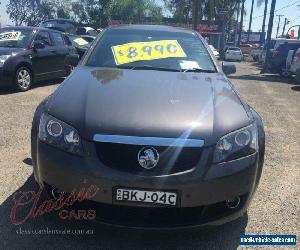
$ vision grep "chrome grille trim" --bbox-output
[93,134,204,147]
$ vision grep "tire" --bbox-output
[15,66,33,91]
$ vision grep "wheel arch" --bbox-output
[15,61,34,81]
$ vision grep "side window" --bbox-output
[35,31,51,46]
[63,35,72,46]
[51,32,65,46]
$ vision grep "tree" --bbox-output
[262,0,276,73]
[108,0,162,24]
[6,0,67,26]
[71,0,111,27]
[237,0,245,46]
[163,0,192,23]
[6,0,32,26]
[26,0,56,26]
[258,0,268,42]
[247,0,254,42]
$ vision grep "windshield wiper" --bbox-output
[118,65,180,72]
[182,68,215,73]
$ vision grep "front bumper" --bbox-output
[34,140,260,228]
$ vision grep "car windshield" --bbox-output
[0,28,32,48]
[86,28,216,72]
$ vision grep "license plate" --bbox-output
[115,188,177,206]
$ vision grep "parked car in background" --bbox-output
[285,49,295,74]
[289,48,300,74]
[259,38,300,64]
[0,26,76,91]
[65,34,91,58]
[40,18,78,34]
[288,48,300,76]
[40,19,97,38]
[250,47,263,61]
[209,44,220,59]
[240,44,253,55]
[224,42,235,51]
[31,24,265,229]
[224,47,243,62]
[76,27,98,37]
[266,42,300,76]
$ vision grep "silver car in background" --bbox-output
[224,47,243,62]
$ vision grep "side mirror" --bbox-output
[65,54,80,67]
[222,63,236,75]
[32,41,45,50]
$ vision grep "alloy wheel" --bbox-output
[17,68,31,91]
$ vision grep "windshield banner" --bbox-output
[0,31,21,41]
[111,40,186,65]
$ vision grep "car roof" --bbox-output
[41,18,77,24]
[1,26,63,33]
[108,24,196,34]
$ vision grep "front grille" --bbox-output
[95,142,202,175]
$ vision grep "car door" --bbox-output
[31,30,57,80]
[49,31,72,76]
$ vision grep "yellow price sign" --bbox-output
[73,38,89,46]
[111,40,187,65]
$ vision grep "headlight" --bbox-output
[0,55,11,67]
[38,113,83,156]
[213,123,258,163]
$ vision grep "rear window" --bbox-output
[86,29,216,72]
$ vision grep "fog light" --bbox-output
[47,120,62,137]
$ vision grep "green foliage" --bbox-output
[163,0,192,23]
[6,0,163,28]
[71,0,111,27]
[109,0,163,24]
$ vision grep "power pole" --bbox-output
[276,15,284,38]
[261,0,269,43]
[237,0,245,46]
[282,18,289,37]
[247,0,255,42]
[192,0,200,31]
[262,0,277,73]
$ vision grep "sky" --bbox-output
[0,0,299,37]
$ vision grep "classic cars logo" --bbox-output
[10,185,99,225]
[137,146,159,169]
